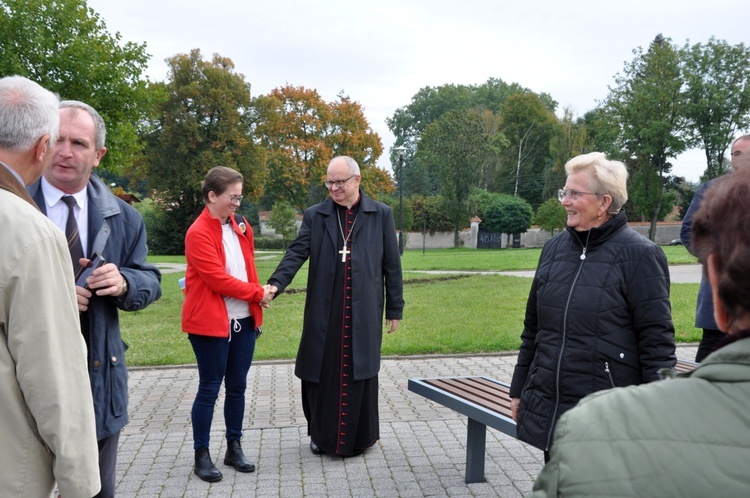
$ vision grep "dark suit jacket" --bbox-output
[28,173,162,439]
[269,189,404,382]
[680,180,718,330]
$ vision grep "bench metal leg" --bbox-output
[465,418,487,483]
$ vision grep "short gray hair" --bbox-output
[732,134,750,150]
[60,100,107,149]
[565,152,629,216]
[0,75,59,152]
[329,156,361,176]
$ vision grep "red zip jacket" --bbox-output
[182,207,263,336]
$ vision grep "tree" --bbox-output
[417,109,491,247]
[379,194,414,233]
[327,93,390,198]
[535,198,567,235]
[546,108,593,200]
[581,107,622,159]
[495,92,557,207]
[253,86,389,212]
[468,189,505,221]
[481,195,534,247]
[386,78,553,197]
[252,85,332,211]
[267,202,298,250]
[606,34,686,240]
[144,49,266,253]
[408,194,454,235]
[682,38,750,181]
[0,0,152,174]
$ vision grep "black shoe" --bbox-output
[224,439,256,472]
[194,448,222,482]
[309,440,323,455]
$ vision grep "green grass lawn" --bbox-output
[124,246,701,366]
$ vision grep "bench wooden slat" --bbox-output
[676,358,698,373]
[424,377,512,418]
[408,357,699,484]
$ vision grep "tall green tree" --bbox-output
[0,0,152,174]
[546,108,592,199]
[580,107,622,158]
[682,37,750,181]
[417,109,490,247]
[386,78,554,197]
[496,92,557,207]
[606,34,686,240]
[144,49,266,253]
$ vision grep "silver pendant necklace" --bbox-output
[337,209,358,262]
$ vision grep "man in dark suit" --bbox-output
[681,134,750,362]
[28,100,162,497]
[268,155,404,457]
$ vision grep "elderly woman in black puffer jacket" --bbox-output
[509,152,676,462]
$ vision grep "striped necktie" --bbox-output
[61,195,85,278]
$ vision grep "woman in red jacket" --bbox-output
[182,166,273,482]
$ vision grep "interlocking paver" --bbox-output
[115,345,698,497]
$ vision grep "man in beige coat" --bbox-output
[0,76,100,497]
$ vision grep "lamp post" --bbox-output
[395,146,406,255]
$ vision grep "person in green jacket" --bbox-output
[529,167,750,497]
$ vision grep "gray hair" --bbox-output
[329,156,361,176]
[60,100,107,149]
[565,152,629,217]
[0,76,59,152]
[732,134,750,149]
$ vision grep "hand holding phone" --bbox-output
[75,253,106,289]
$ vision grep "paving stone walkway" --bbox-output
[117,345,698,497]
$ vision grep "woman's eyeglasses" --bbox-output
[220,194,243,204]
[557,189,600,202]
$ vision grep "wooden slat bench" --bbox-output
[408,358,699,483]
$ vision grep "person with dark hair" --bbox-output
[182,166,275,482]
[509,152,676,462]
[1,76,100,497]
[28,99,162,497]
[681,133,750,362]
[529,167,750,497]
[267,155,404,458]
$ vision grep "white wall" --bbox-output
[403,222,683,249]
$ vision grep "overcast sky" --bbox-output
[86,0,749,182]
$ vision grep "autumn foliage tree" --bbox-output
[253,86,387,212]
[144,49,266,253]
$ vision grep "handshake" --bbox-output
[260,284,278,308]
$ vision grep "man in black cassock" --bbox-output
[268,155,404,457]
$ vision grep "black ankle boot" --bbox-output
[224,439,256,472]
[194,447,222,482]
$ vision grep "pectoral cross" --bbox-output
[339,244,350,262]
